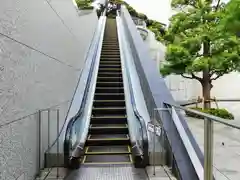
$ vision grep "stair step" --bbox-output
[94,93,124,100]
[86,138,130,146]
[92,107,126,116]
[96,82,123,88]
[100,57,121,61]
[98,65,121,69]
[98,68,122,73]
[86,134,130,145]
[100,61,121,64]
[98,72,122,78]
[97,77,122,83]
[89,134,128,140]
[95,87,124,94]
[93,100,125,107]
[89,124,128,134]
[85,145,131,154]
[101,50,120,53]
[101,48,120,52]
[91,116,127,124]
[101,54,120,58]
[91,124,127,128]
[82,154,132,164]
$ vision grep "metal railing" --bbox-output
[155,103,240,180]
[36,105,70,179]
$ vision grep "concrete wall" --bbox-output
[0,0,98,179]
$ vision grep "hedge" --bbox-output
[186,107,234,120]
[76,0,94,9]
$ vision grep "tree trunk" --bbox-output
[202,39,211,109]
[202,69,211,109]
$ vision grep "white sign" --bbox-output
[155,126,161,136]
[147,122,155,133]
[147,122,162,136]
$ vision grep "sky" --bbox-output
[125,0,172,25]
[124,0,231,25]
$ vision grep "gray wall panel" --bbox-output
[0,0,98,179]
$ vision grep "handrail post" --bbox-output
[57,109,60,179]
[37,110,42,175]
[204,117,213,180]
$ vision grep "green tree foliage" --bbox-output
[75,0,93,9]
[220,0,240,34]
[161,0,240,108]
[121,1,165,41]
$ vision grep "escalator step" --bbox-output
[88,134,128,140]
[100,61,121,64]
[100,57,121,61]
[93,100,125,107]
[101,50,120,53]
[92,107,126,116]
[90,124,127,128]
[96,82,123,88]
[97,76,122,82]
[89,124,128,134]
[98,72,122,77]
[101,55,120,58]
[83,154,132,164]
[94,93,125,100]
[98,65,121,69]
[91,116,127,124]
[86,134,130,146]
[85,145,130,154]
[98,68,122,73]
[95,87,124,94]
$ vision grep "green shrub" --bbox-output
[75,0,93,9]
[186,107,234,120]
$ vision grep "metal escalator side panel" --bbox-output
[64,16,107,168]
[116,16,149,168]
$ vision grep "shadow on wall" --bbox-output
[0,0,98,179]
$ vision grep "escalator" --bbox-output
[82,18,132,165]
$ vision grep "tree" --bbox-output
[161,0,240,108]
[220,0,240,34]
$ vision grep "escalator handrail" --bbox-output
[45,15,104,154]
[64,16,106,153]
[124,51,149,164]
[117,14,149,165]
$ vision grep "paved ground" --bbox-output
[36,166,176,180]
[186,116,240,180]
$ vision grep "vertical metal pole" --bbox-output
[153,114,156,176]
[48,110,50,149]
[57,109,60,179]
[47,109,50,169]
[38,110,42,173]
[204,117,214,180]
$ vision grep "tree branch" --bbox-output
[211,73,223,80]
[215,0,221,11]
[181,74,194,79]
[181,73,202,82]
[191,73,202,82]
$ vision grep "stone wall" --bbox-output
[0,0,98,179]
